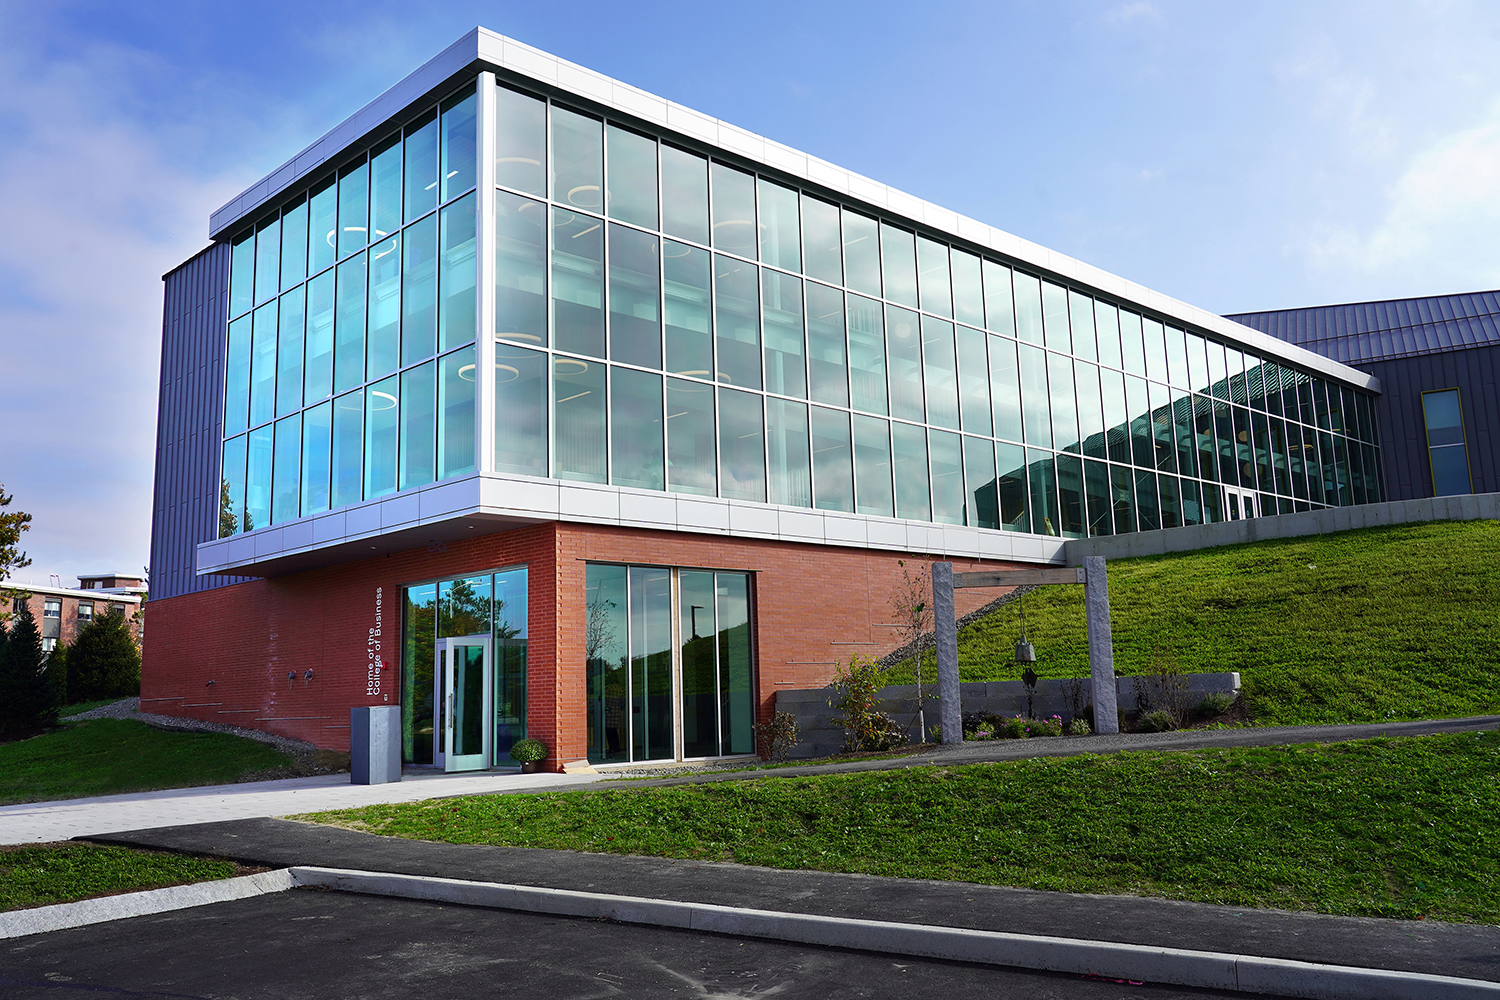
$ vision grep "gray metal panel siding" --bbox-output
[149,243,253,600]
[1228,290,1500,364]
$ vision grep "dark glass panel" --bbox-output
[1232,406,1256,489]
[1127,376,1152,468]
[679,569,718,759]
[586,563,629,764]
[1076,361,1106,461]
[1149,381,1175,473]
[1056,453,1085,538]
[1111,463,1136,533]
[1251,411,1273,493]
[1027,449,1058,536]
[717,573,754,756]
[1158,474,1181,529]
[492,566,529,763]
[996,441,1028,531]
[1083,459,1112,536]
[1134,470,1159,531]
[1100,367,1129,465]
[963,435,998,530]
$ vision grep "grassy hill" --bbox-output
[886,520,1500,726]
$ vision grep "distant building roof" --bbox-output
[1226,289,1500,366]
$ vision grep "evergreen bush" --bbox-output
[67,611,140,703]
[0,601,59,731]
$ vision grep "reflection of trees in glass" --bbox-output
[218,479,238,537]
[585,597,617,663]
[403,589,437,764]
[440,577,490,636]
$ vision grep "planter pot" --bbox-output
[520,761,539,774]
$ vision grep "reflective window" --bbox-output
[495,86,544,196]
[554,355,606,482]
[370,135,402,242]
[1027,449,1058,535]
[758,179,800,272]
[255,217,280,305]
[400,360,438,490]
[880,223,917,307]
[367,235,402,380]
[305,271,334,402]
[930,429,964,525]
[438,193,476,351]
[494,193,546,347]
[667,377,716,496]
[1041,281,1070,354]
[810,406,853,512]
[1056,454,1084,538]
[337,161,368,260]
[612,367,664,491]
[440,90,477,202]
[806,283,848,407]
[767,398,810,507]
[1012,272,1043,345]
[762,270,805,398]
[983,261,1014,338]
[852,415,893,517]
[309,178,337,274]
[606,124,657,230]
[660,146,709,244]
[719,387,765,502]
[1018,344,1051,448]
[552,106,603,211]
[250,302,277,428]
[220,434,246,538]
[664,241,712,377]
[552,207,605,357]
[1423,389,1471,496]
[1095,300,1122,370]
[996,442,1027,531]
[224,315,251,436]
[334,253,367,393]
[493,347,546,478]
[963,435,997,529]
[246,426,272,532]
[281,198,307,291]
[404,111,439,222]
[842,210,880,296]
[886,306,924,423]
[801,195,842,286]
[847,294,886,415]
[1070,291,1095,363]
[365,375,400,499]
[711,163,756,258]
[301,400,331,516]
[608,224,661,369]
[892,421,930,521]
[714,256,760,389]
[276,287,305,417]
[272,414,301,524]
[952,250,984,328]
[955,325,991,437]
[402,213,439,363]
[989,334,1022,444]
[916,237,951,318]
[438,346,476,480]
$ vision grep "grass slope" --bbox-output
[887,520,1500,726]
[0,844,238,910]
[0,719,297,805]
[306,732,1500,923]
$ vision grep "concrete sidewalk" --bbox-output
[92,816,1500,986]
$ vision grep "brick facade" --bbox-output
[142,523,1018,769]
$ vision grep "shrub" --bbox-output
[753,711,801,762]
[1068,716,1093,736]
[1036,715,1064,738]
[1139,709,1178,733]
[67,611,140,703]
[828,655,908,752]
[998,716,1028,739]
[0,601,58,732]
[508,738,548,763]
[1199,691,1237,717]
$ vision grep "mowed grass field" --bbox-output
[886,520,1500,726]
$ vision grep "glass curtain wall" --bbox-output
[484,77,1380,540]
[586,562,753,764]
[222,84,479,537]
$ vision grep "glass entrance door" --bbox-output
[1224,486,1259,520]
[435,635,490,772]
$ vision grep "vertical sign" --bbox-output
[367,586,384,699]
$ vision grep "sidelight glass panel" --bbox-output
[611,368,664,491]
[930,429,964,525]
[402,213,439,363]
[762,270,805,398]
[996,442,1027,531]
[717,573,754,756]
[280,198,307,291]
[334,252,367,393]
[494,85,545,196]
[667,377,716,496]
[1041,281,1070,354]
[254,217,280,304]
[1012,272,1043,345]
[400,361,437,490]
[842,210,881,296]
[370,135,402,241]
[438,192,477,351]
[629,567,674,761]
[811,406,853,512]
[847,294,887,414]
[554,355,606,482]
[711,162,756,258]
[801,195,842,286]
[404,110,438,223]
[886,306,924,422]
[366,234,401,380]
[309,178,337,274]
[922,317,959,431]
[608,224,662,369]
[680,570,717,759]
[956,325,991,436]
[714,255,760,388]
[250,302,277,428]
[337,161,368,259]
[305,271,334,402]
[364,375,399,499]
[989,334,1022,443]
[891,421,930,521]
[494,192,546,347]
[300,400,331,516]
[225,315,251,436]
[917,237,952,317]
[880,223,917,306]
[852,415,893,517]
[272,414,301,524]
[220,435,246,537]
[606,124,657,230]
[660,145,709,245]
[438,346,476,479]
[245,426,272,533]
[492,566,529,761]
[493,346,547,477]
[767,398,810,507]
[664,241,712,377]
[552,207,605,357]
[806,282,848,407]
[276,287,305,416]
[552,106,603,211]
[758,179,800,272]
[331,390,363,509]
[963,435,998,529]
[718,387,765,502]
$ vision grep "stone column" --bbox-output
[1084,555,1119,734]
[932,561,961,744]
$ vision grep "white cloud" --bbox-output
[1104,2,1160,25]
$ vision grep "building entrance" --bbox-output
[1224,486,1260,520]
[435,636,490,771]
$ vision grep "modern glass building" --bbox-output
[147,28,1383,770]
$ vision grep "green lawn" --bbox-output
[58,699,127,717]
[305,730,1500,923]
[0,844,239,910]
[0,719,299,805]
[887,520,1500,726]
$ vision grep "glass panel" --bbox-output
[1027,449,1058,535]
[224,315,251,436]
[1084,459,1112,536]
[963,435,998,529]
[230,231,255,318]
[401,213,438,364]
[255,217,280,305]
[1287,413,1309,500]
[552,206,605,357]
[989,334,1022,443]
[337,161,368,259]
[629,566,674,762]
[847,294,887,415]
[438,346,476,480]
[250,301,277,428]
[1100,367,1130,466]
[1158,474,1181,529]
[762,270,805,398]
[1119,310,1146,376]
[1207,339,1229,400]
[1150,382,1175,472]
[494,192,546,347]
[439,192,476,351]
[1111,463,1136,533]
[880,223,917,306]
[718,387,765,501]
[245,425,272,533]
[495,85,544,195]
[1215,402,1238,485]
[767,398,810,507]
[1228,350,1249,406]
[301,400,331,516]
[1095,300,1122,370]
[334,252,367,393]
[1070,291,1096,362]
[608,224,661,369]
[711,162,756,258]
[1134,470,1159,531]
[276,287,304,416]
[1175,394,1198,478]
[1201,477,1223,522]
[367,234,401,380]
[611,368,664,491]
[370,135,402,241]
[842,210,881,296]
[1041,281,1070,353]
[955,325,991,436]
[554,355,606,483]
[996,441,1027,531]
[811,406,853,512]
[309,178,337,274]
[1056,453,1084,538]
[364,375,399,500]
[952,249,984,328]
[680,569,717,759]
[1165,326,1189,388]
[883,420,928,522]
[606,124,658,229]
[1251,411,1273,493]
[494,345,547,477]
[929,429,964,525]
[664,241,712,377]
[801,195,842,286]
[1270,418,1291,496]
[280,198,307,291]
[440,90,477,201]
[1186,334,1210,394]
[667,377,717,496]
[1127,376,1152,467]
[717,572,754,756]
[983,260,1015,337]
[587,563,628,764]
[1143,318,1168,383]
[402,583,437,764]
[1181,477,1202,526]
[806,282,848,407]
[305,270,335,403]
[660,145,709,244]
[922,317,959,431]
[1050,353,1079,454]
[714,255,760,388]
[916,237,952,317]
[272,414,301,524]
[1018,344,1051,448]
[886,305,924,423]
[492,566,529,762]
[1012,272,1042,345]
[404,110,439,222]
[397,361,436,490]
[852,415,893,517]
[758,179,800,272]
[553,106,603,211]
[220,434,246,537]
[1246,358,1267,412]
[440,575,492,637]
[1423,389,1471,495]
[1076,361,1105,460]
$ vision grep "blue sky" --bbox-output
[2,0,1499,588]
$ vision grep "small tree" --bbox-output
[891,560,934,741]
[827,655,907,752]
[0,600,58,731]
[0,484,33,626]
[67,610,142,703]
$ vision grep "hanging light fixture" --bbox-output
[1014,592,1036,663]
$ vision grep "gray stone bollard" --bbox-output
[1083,556,1119,734]
[350,705,402,784]
[932,561,962,744]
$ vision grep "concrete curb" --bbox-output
[291,867,1499,1000]
[0,869,297,939]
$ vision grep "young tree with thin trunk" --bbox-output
[891,560,934,742]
